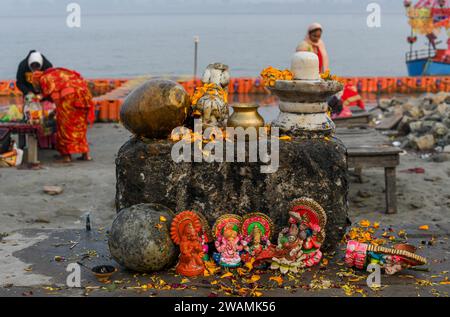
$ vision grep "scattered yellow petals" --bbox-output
[360,220,371,228]
[269,276,283,286]
[279,135,292,141]
[159,216,167,222]
[247,274,261,283]
[180,278,190,284]
[244,258,256,271]
[419,225,429,231]
[237,267,246,276]
[220,272,233,279]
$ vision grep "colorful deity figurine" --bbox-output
[212,214,243,268]
[345,240,427,275]
[170,211,208,277]
[240,213,274,269]
[258,198,327,274]
[196,212,213,261]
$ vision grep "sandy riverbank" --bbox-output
[0,123,449,236]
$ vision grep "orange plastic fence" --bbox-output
[0,78,128,97]
[4,76,450,122]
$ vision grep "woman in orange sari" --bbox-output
[296,23,329,74]
[33,68,95,163]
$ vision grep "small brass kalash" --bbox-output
[227,103,265,130]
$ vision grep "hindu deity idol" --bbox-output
[240,213,274,268]
[212,214,243,268]
[170,211,208,277]
[258,198,327,274]
[196,212,213,261]
[345,240,427,275]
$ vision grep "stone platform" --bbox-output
[0,227,448,297]
[115,136,349,250]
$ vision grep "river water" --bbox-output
[1,12,412,80]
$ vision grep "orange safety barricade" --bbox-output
[97,100,109,122]
[367,78,377,93]
[180,80,193,95]
[358,78,368,93]
[227,78,235,94]
[385,78,397,93]
[423,77,436,92]
[239,78,253,94]
[0,80,9,96]
[441,77,450,92]
[404,77,416,93]
[107,100,119,122]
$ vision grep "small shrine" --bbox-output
[112,53,350,272]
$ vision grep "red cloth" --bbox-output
[341,84,365,110]
[316,48,324,74]
[37,68,94,155]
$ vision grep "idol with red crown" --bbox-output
[240,213,274,269]
[170,211,207,277]
[258,198,327,274]
[212,214,244,268]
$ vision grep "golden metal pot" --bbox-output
[227,103,265,130]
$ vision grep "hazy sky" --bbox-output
[1,0,404,16]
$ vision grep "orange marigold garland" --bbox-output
[190,83,228,107]
[260,66,293,87]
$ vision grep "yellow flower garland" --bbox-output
[260,66,293,87]
[191,83,228,106]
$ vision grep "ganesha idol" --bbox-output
[345,240,427,275]
[257,198,327,274]
[170,210,211,277]
[212,214,244,268]
[240,213,274,269]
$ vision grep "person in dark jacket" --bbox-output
[16,50,53,96]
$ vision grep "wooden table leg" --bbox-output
[354,167,363,183]
[18,133,26,149]
[385,167,397,214]
[26,134,40,165]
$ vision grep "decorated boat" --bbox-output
[405,0,450,76]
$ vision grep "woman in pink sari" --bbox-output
[296,23,330,73]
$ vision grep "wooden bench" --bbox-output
[337,128,402,214]
[334,112,371,128]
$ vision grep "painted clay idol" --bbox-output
[240,213,274,268]
[212,214,243,268]
[258,198,327,274]
[170,211,206,277]
[345,241,427,275]
[196,212,213,261]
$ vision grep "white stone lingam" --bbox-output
[291,51,321,81]
[270,52,343,135]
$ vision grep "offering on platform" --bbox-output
[170,210,207,277]
[240,213,274,269]
[191,63,230,128]
[212,214,244,268]
[345,240,427,275]
[258,198,327,274]
[120,79,190,139]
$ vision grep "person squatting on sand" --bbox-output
[32,68,95,163]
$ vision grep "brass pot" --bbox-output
[227,103,265,130]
